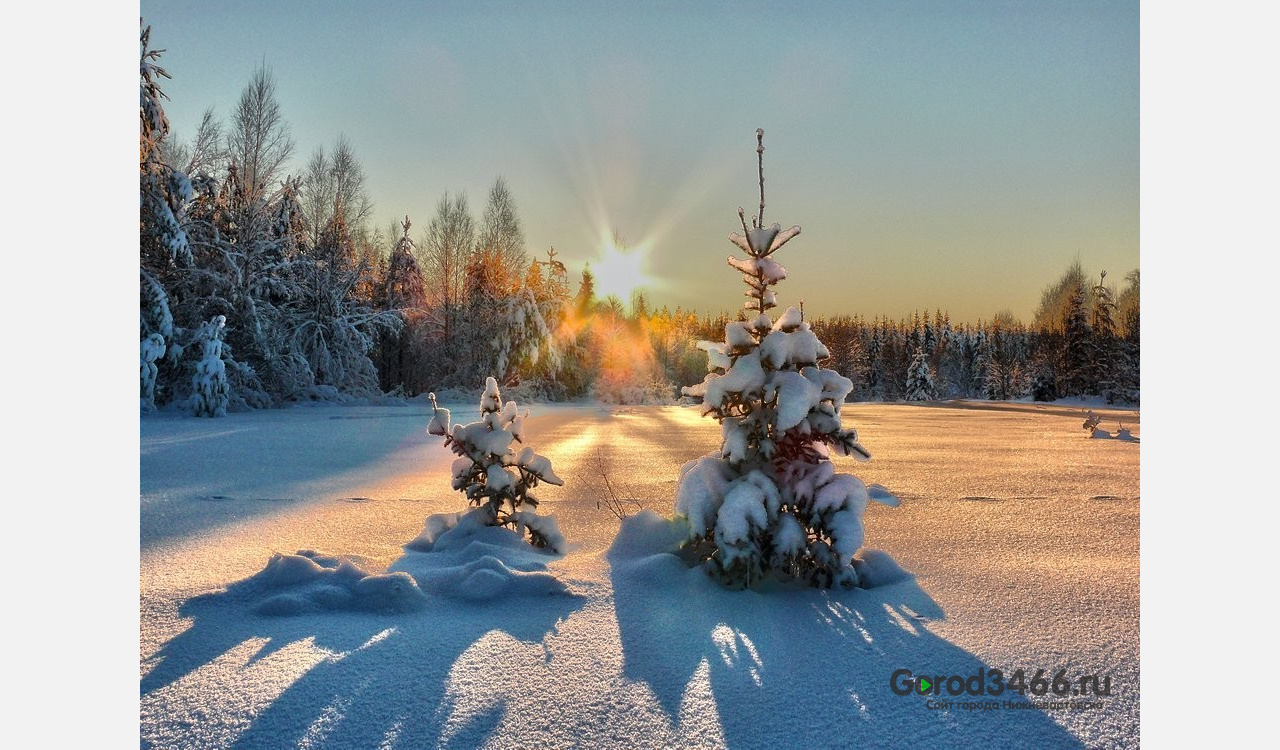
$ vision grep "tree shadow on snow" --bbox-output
[140,407,455,549]
[141,545,585,750]
[609,530,1082,748]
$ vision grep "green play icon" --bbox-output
[917,677,932,694]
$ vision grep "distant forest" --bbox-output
[141,26,1139,415]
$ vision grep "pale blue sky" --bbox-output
[141,0,1139,323]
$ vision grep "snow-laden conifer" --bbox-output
[141,334,166,412]
[425,378,566,552]
[677,130,899,589]
[190,315,230,417]
[903,348,937,402]
[140,24,193,268]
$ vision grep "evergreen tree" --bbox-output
[378,216,428,392]
[1089,271,1120,402]
[983,357,1006,400]
[1116,269,1140,401]
[1062,281,1092,396]
[970,327,991,398]
[426,378,566,552]
[904,348,937,401]
[139,24,194,272]
[519,249,578,397]
[866,323,885,399]
[139,24,191,408]
[141,333,166,412]
[574,265,597,317]
[190,316,230,417]
[139,269,175,409]
[1028,352,1057,401]
[677,130,898,589]
[844,333,871,400]
[459,215,556,388]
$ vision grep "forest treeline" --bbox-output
[140,27,1138,415]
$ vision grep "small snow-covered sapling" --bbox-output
[427,377,566,552]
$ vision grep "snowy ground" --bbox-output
[141,400,1139,749]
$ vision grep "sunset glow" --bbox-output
[592,236,652,303]
[142,3,1138,323]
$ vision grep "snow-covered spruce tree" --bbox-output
[140,269,174,411]
[677,130,899,589]
[377,216,428,393]
[177,165,298,409]
[141,334,166,412]
[1089,271,1119,402]
[982,357,1006,400]
[1062,281,1092,396]
[1029,355,1057,402]
[1115,269,1140,402]
[140,24,193,272]
[140,24,193,409]
[190,316,230,417]
[426,378,566,552]
[904,348,937,402]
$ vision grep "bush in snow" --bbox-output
[190,315,230,417]
[1081,409,1109,438]
[140,334,166,412]
[678,130,899,589]
[426,377,566,552]
[903,348,937,402]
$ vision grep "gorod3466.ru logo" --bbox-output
[890,668,1112,698]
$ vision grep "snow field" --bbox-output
[141,400,1139,748]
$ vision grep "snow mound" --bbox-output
[609,510,911,592]
[395,552,572,601]
[851,549,914,588]
[234,550,429,616]
[394,509,577,601]
[406,507,565,557]
[216,510,576,616]
[606,509,691,561]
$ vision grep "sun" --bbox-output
[592,236,651,302]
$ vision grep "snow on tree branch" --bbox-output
[676,130,899,589]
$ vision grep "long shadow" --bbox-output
[140,406,456,548]
[610,547,1083,748]
[142,555,584,749]
[232,599,582,749]
[887,399,1139,421]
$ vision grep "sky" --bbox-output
[140,0,1138,324]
